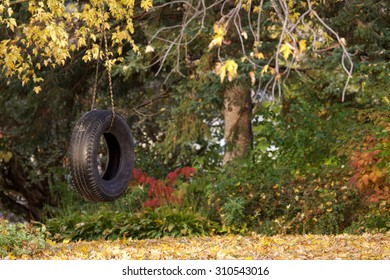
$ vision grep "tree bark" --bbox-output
[0,157,52,221]
[223,85,253,164]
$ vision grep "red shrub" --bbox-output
[131,167,196,208]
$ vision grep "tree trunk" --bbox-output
[0,156,53,221]
[223,85,253,164]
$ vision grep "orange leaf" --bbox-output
[369,172,377,182]
[361,174,370,186]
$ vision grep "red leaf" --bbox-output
[143,198,160,208]
[166,171,178,185]
[132,168,143,180]
[180,167,196,178]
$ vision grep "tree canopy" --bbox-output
[1,0,356,97]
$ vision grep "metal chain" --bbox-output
[91,2,116,132]
[101,19,116,132]
[90,28,103,111]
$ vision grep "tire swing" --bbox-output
[69,10,134,202]
[69,110,134,202]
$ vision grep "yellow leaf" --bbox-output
[253,6,262,14]
[80,245,89,254]
[140,0,153,12]
[7,253,16,260]
[254,52,265,59]
[82,53,90,63]
[279,43,293,60]
[7,18,17,32]
[299,39,307,53]
[46,239,56,246]
[91,44,100,59]
[225,59,238,82]
[63,239,71,244]
[215,62,226,82]
[209,36,223,50]
[77,37,86,48]
[209,23,225,50]
[215,60,238,82]
[7,7,13,17]
[33,86,41,94]
[261,64,269,76]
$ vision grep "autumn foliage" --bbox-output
[131,167,196,208]
[350,134,390,204]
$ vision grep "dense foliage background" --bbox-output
[0,0,389,244]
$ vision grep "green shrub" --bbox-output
[46,181,148,222]
[0,219,47,258]
[345,202,390,234]
[193,158,364,235]
[186,101,389,235]
[129,207,218,239]
[44,165,216,241]
[45,206,217,241]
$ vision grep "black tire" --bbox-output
[69,110,134,202]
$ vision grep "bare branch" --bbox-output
[151,0,197,12]
[9,0,29,5]
[308,3,353,102]
[147,0,353,102]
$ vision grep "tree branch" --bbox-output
[9,0,29,5]
[146,0,353,102]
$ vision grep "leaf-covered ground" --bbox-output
[13,234,390,260]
